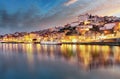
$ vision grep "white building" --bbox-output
[100,23,116,30]
[70,21,79,27]
[79,25,93,29]
[78,13,89,22]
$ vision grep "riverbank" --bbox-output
[0,41,120,46]
[62,42,120,46]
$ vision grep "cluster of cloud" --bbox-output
[1,0,120,34]
[0,6,43,34]
[64,0,78,6]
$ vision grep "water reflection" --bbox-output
[0,43,120,71]
[77,45,120,70]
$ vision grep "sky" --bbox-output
[0,0,120,34]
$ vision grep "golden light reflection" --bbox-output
[0,43,120,70]
[76,45,120,70]
[36,44,41,53]
[50,45,54,59]
[113,46,120,63]
[26,44,34,65]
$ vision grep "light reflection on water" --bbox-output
[0,43,120,79]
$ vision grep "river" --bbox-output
[0,43,120,79]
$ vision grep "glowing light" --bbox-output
[72,39,77,42]
[84,21,90,25]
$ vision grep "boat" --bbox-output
[40,41,62,45]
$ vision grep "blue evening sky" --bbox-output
[0,0,120,34]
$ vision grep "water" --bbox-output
[0,43,120,79]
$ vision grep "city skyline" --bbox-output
[0,0,120,34]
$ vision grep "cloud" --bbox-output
[0,6,43,34]
[64,0,78,6]
[1,0,120,34]
[76,0,120,16]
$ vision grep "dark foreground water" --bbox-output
[0,43,120,79]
